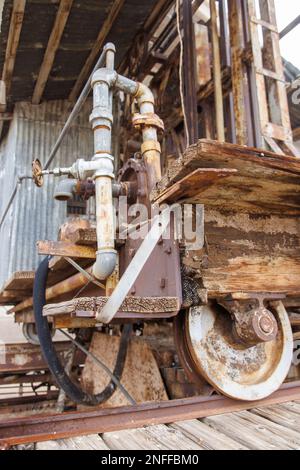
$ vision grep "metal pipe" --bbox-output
[90,46,117,280]
[44,43,113,171]
[12,267,96,314]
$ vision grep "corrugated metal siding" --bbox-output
[0,99,94,289]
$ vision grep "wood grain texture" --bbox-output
[81,333,168,407]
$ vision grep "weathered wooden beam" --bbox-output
[32,0,74,104]
[68,0,125,102]
[1,0,26,111]
[37,240,96,259]
[43,296,181,317]
[228,0,247,145]
[182,0,198,145]
[153,168,237,205]
[209,0,225,142]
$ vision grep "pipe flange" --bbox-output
[132,113,164,132]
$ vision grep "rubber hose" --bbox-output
[33,256,132,406]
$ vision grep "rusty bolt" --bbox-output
[259,315,274,334]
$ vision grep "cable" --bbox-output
[176,0,190,148]
[65,257,105,290]
[33,256,135,406]
[0,176,32,232]
[59,329,136,405]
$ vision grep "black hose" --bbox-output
[33,256,132,406]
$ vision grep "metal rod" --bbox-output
[44,44,111,170]
[279,15,300,39]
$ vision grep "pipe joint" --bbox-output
[93,249,118,281]
[54,178,76,201]
[91,68,117,88]
[92,153,114,179]
[89,110,113,128]
[135,82,155,107]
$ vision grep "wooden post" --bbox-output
[182,0,199,145]
[209,0,225,142]
[228,0,247,145]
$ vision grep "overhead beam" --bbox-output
[0,0,26,111]
[68,0,125,102]
[32,0,74,105]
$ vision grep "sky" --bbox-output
[274,0,300,69]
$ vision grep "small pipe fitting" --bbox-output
[54,179,76,201]
[93,249,118,280]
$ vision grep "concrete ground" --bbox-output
[0,306,64,344]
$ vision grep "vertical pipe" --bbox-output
[90,45,117,280]
[210,0,225,142]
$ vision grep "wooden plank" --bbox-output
[2,271,35,292]
[68,0,125,101]
[171,420,248,450]
[102,427,169,450]
[1,0,26,110]
[247,0,269,130]
[194,23,211,87]
[203,414,290,449]
[252,405,300,432]
[264,136,284,155]
[277,402,300,415]
[37,240,96,259]
[104,424,203,450]
[250,16,278,32]
[154,168,237,205]
[67,228,97,246]
[81,334,168,407]
[36,434,109,450]
[154,140,300,215]
[142,424,203,450]
[237,410,300,449]
[43,296,180,317]
[32,0,74,105]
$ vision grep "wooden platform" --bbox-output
[35,401,300,450]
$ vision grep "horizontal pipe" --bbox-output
[12,267,98,314]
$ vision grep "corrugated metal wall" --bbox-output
[0,100,94,289]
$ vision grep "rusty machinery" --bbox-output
[30,44,293,404]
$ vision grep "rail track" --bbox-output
[0,381,299,448]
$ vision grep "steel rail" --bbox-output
[0,381,299,446]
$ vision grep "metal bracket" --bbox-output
[96,209,171,324]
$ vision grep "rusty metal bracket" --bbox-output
[132,112,164,132]
[32,159,44,187]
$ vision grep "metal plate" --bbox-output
[182,302,293,401]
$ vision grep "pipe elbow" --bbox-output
[135,82,155,107]
[93,249,117,280]
[54,179,76,201]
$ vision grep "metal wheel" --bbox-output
[175,302,293,401]
[22,322,55,346]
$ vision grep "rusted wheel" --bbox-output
[175,302,293,401]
